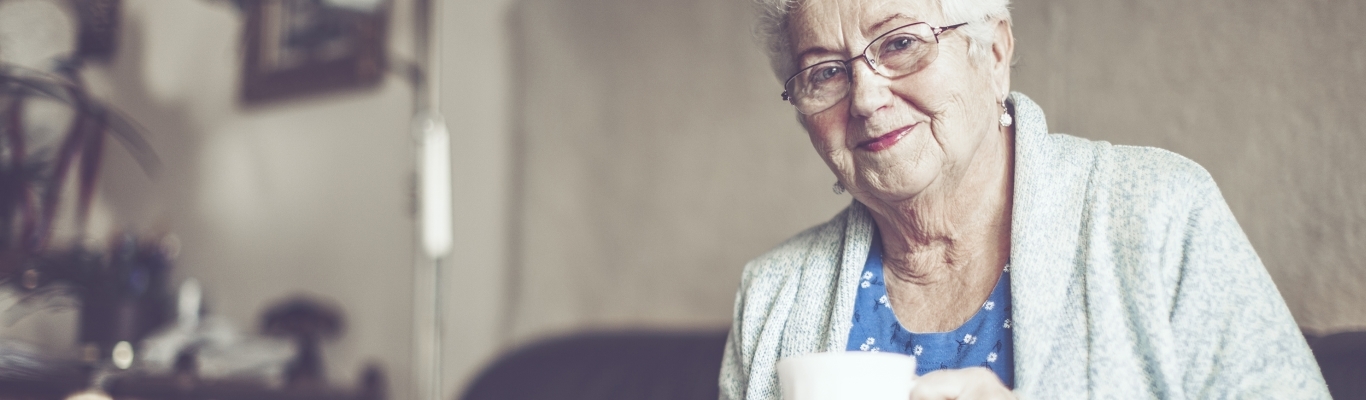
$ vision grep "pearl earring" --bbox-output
[832,181,846,195]
[999,100,1013,127]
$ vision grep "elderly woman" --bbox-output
[719,0,1330,398]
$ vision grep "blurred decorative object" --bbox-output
[240,0,388,104]
[0,0,123,63]
[322,0,384,13]
[140,280,295,383]
[0,233,175,368]
[260,295,343,389]
[0,59,170,353]
[0,53,164,400]
[0,62,161,270]
[75,233,174,364]
[74,0,121,59]
[0,340,89,398]
[104,294,386,400]
[1,63,166,354]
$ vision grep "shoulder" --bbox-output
[1049,140,1236,265]
[1088,144,1221,219]
[1046,135,1217,197]
[1077,144,1265,320]
[1084,144,1238,244]
[1021,132,1225,227]
[1107,144,1218,198]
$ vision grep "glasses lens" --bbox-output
[787,61,850,114]
[868,23,938,78]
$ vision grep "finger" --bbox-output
[909,368,1013,400]
[955,368,1014,400]
[909,370,965,400]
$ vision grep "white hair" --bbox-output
[754,0,1012,81]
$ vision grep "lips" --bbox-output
[857,124,915,152]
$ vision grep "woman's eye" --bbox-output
[809,65,846,84]
[882,35,922,54]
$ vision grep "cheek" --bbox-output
[802,112,848,154]
[927,95,985,160]
[892,60,993,145]
[802,114,858,178]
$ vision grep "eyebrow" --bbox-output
[794,46,837,68]
[867,13,913,35]
[791,13,920,69]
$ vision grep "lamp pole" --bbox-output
[411,1,451,400]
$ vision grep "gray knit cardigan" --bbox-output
[719,92,1330,399]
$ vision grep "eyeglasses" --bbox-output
[781,22,968,115]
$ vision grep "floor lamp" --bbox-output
[412,0,452,400]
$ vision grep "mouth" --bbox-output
[857,124,916,152]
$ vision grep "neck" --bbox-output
[869,124,1014,285]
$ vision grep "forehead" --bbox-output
[789,0,941,53]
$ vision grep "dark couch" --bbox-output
[462,331,728,400]
[1306,330,1366,400]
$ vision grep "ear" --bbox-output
[989,19,1015,102]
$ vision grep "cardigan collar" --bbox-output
[1003,91,1092,394]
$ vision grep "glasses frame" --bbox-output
[781,21,969,114]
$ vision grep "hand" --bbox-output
[909,367,1015,400]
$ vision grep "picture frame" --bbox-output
[240,0,387,104]
[75,0,122,59]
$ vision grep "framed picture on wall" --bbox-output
[75,0,122,59]
[240,0,387,104]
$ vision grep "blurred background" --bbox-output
[0,0,1362,399]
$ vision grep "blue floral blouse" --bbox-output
[845,239,1015,388]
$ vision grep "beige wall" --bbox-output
[437,0,517,396]
[505,0,850,344]
[505,0,1366,352]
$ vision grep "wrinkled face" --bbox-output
[788,0,1004,204]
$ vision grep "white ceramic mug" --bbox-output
[777,351,918,400]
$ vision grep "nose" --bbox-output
[847,59,892,118]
